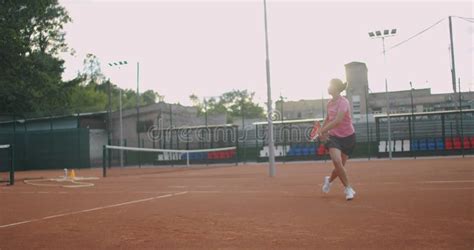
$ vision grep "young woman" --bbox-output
[318,78,356,200]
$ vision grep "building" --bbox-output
[274,99,326,121]
[345,61,369,119]
[368,88,474,114]
[0,112,108,169]
[275,61,474,123]
[109,102,227,148]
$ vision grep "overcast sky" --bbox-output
[59,0,473,106]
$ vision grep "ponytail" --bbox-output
[329,78,347,93]
[342,82,348,91]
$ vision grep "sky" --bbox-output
[59,0,473,106]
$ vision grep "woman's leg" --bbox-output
[328,148,350,187]
[329,152,349,183]
[342,153,349,166]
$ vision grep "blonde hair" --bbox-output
[330,78,348,93]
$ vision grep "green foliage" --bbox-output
[70,67,161,113]
[1,1,260,119]
[141,90,160,106]
[0,0,72,114]
[69,83,108,113]
[189,90,265,120]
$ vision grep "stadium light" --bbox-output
[368,28,398,160]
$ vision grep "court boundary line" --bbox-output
[218,155,474,166]
[0,191,188,229]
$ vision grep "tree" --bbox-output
[69,83,108,113]
[141,90,159,105]
[25,1,72,55]
[219,90,264,118]
[189,90,265,120]
[69,54,161,112]
[0,1,162,115]
[0,0,73,114]
[80,53,105,86]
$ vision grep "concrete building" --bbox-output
[109,102,227,148]
[345,61,369,119]
[275,61,474,123]
[274,99,326,121]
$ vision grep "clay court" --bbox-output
[1,157,473,249]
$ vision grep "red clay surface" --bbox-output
[1,157,473,249]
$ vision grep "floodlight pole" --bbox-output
[108,61,129,167]
[365,85,370,160]
[410,81,416,159]
[241,97,246,164]
[204,98,208,127]
[381,37,393,160]
[369,30,396,160]
[279,95,286,162]
[263,0,276,177]
[449,16,457,93]
[458,78,464,157]
[136,62,141,168]
[119,88,124,166]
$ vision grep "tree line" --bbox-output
[0,0,264,120]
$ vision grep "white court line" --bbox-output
[0,191,188,229]
[354,180,474,186]
[189,190,222,194]
[0,191,185,195]
[420,180,474,184]
[419,187,474,191]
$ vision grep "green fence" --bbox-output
[0,128,90,171]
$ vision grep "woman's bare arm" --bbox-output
[319,111,345,134]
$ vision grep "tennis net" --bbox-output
[102,145,238,177]
[0,144,14,185]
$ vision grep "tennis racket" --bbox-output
[309,121,321,141]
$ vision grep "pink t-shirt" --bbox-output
[326,96,355,137]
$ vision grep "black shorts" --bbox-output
[324,133,356,156]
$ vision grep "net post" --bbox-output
[441,115,446,156]
[255,124,258,162]
[9,144,14,185]
[11,114,16,185]
[138,139,143,168]
[124,139,128,166]
[234,147,238,166]
[102,145,107,177]
[235,126,239,166]
[186,152,190,167]
[408,116,413,158]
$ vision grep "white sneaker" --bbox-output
[322,176,331,194]
[344,187,356,201]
